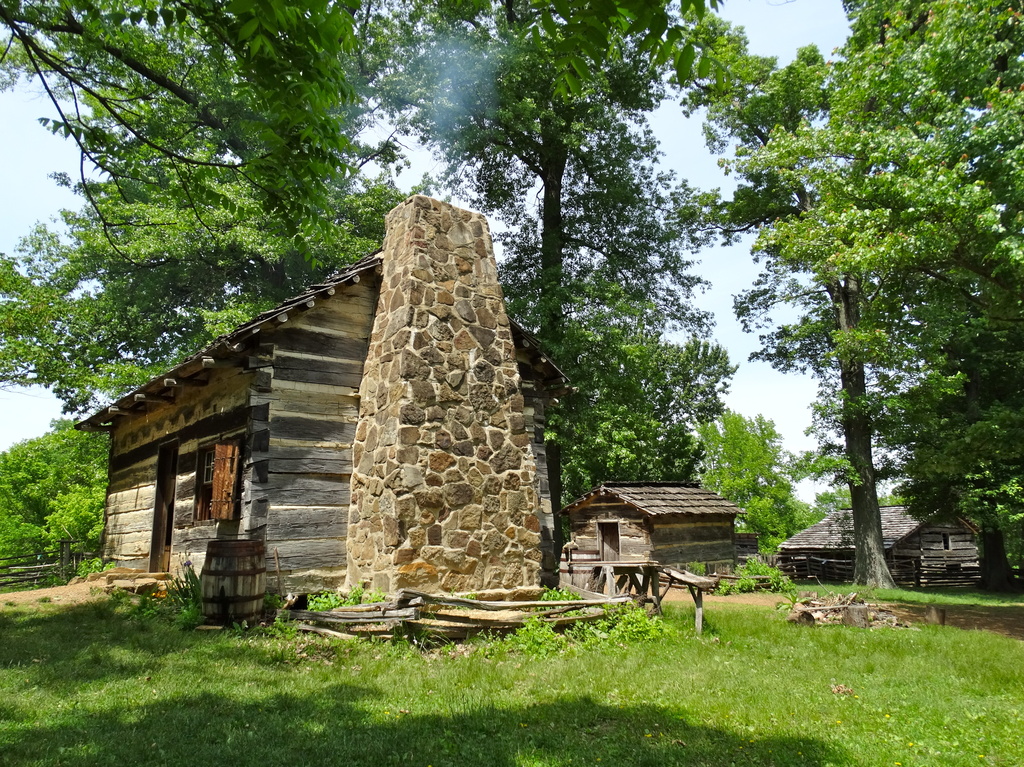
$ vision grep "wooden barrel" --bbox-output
[201,539,266,625]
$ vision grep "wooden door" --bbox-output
[599,521,620,562]
[149,443,178,572]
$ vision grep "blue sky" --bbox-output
[0,0,851,497]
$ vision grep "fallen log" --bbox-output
[278,607,417,624]
[296,624,360,640]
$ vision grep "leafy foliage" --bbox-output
[307,585,387,612]
[382,3,733,501]
[715,560,791,596]
[678,16,899,587]
[0,0,364,245]
[730,0,1024,588]
[539,586,581,602]
[499,604,666,657]
[1,177,406,411]
[0,420,106,558]
[698,409,818,552]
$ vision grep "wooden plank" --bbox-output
[252,474,351,507]
[272,354,364,388]
[394,589,630,610]
[105,508,154,536]
[261,391,360,419]
[266,506,348,540]
[295,625,360,640]
[210,441,240,520]
[266,537,346,572]
[280,607,417,624]
[272,327,369,361]
[270,415,356,445]
[688,585,704,635]
[264,445,353,475]
[102,531,151,558]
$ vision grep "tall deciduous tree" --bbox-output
[1,0,721,241]
[379,1,732,503]
[678,19,899,587]
[731,0,1024,589]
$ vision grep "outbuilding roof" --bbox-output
[778,505,977,552]
[562,482,743,518]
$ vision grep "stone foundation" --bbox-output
[346,196,544,593]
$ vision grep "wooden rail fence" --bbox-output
[0,540,91,589]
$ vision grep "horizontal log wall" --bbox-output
[103,368,253,570]
[568,503,736,570]
[518,362,557,575]
[650,514,736,569]
[252,278,377,590]
[569,504,653,561]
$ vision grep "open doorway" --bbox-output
[149,442,178,572]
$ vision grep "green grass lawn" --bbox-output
[1,594,1021,767]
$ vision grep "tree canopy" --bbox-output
[1,0,723,243]
[0,175,406,411]
[698,409,817,552]
[679,1,1024,588]
[378,0,734,502]
[0,420,107,557]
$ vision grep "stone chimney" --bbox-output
[347,196,544,593]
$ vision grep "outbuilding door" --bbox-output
[598,521,620,562]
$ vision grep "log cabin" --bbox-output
[76,196,567,594]
[777,505,980,586]
[561,482,740,582]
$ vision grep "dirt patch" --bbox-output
[0,581,103,608]
[881,602,1024,642]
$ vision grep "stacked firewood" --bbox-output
[275,588,632,641]
[785,591,907,629]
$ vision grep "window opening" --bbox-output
[942,532,951,551]
[195,441,240,521]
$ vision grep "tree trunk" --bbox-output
[828,275,896,589]
[979,526,1018,592]
[538,153,567,348]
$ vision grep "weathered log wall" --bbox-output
[102,368,253,571]
[568,502,736,570]
[518,350,557,576]
[649,514,737,569]
[778,523,980,586]
[251,278,378,591]
[568,504,652,562]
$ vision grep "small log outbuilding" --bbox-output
[561,483,740,578]
[77,196,568,594]
[777,506,980,587]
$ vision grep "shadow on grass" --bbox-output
[0,602,848,766]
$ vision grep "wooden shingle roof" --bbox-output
[77,251,569,430]
[562,482,742,518]
[779,506,925,552]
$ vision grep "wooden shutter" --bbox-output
[210,441,240,520]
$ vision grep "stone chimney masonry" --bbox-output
[347,196,544,593]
